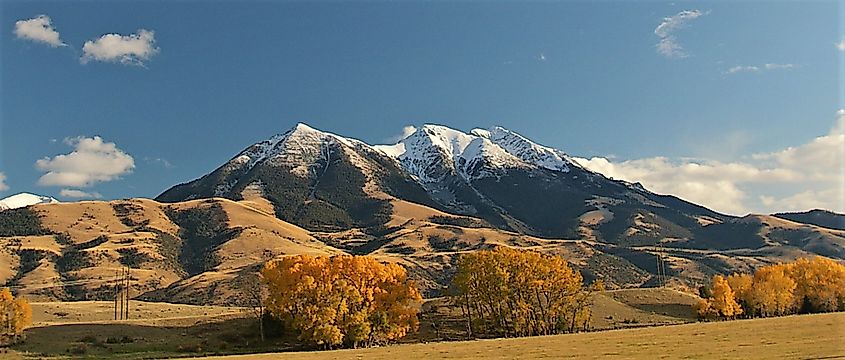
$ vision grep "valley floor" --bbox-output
[5,290,841,359]
[194,312,845,360]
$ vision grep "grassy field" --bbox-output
[8,289,835,359]
[193,312,845,360]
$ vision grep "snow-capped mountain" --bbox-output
[471,126,579,173]
[374,124,526,183]
[0,193,59,211]
[157,123,435,230]
[158,122,731,241]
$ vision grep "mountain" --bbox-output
[157,123,436,233]
[774,210,845,231]
[0,193,58,211]
[3,122,841,305]
[157,123,841,252]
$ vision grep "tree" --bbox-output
[726,273,753,314]
[0,287,32,342]
[709,276,742,318]
[450,247,593,338]
[784,257,845,313]
[697,257,845,321]
[693,299,718,320]
[748,264,796,317]
[244,276,267,342]
[261,255,421,349]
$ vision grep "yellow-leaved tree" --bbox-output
[709,275,743,318]
[748,264,796,317]
[261,255,421,349]
[450,247,598,337]
[695,257,845,321]
[0,287,32,342]
[785,257,845,313]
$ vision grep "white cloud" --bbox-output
[144,157,174,168]
[14,15,66,47]
[81,29,159,66]
[654,10,707,58]
[0,173,8,192]
[837,39,845,52]
[386,126,418,143]
[36,136,135,187]
[59,189,102,199]
[725,63,796,74]
[574,111,845,215]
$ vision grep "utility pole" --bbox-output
[114,269,119,320]
[655,246,665,288]
[113,266,131,320]
[124,266,130,320]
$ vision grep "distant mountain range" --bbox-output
[1,123,842,304]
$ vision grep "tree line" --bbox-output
[449,247,602,338]
[259,247,600,348]
[695,257,845,320]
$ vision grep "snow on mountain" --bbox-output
[0,193,58,211]
[471,126,578,173]
[374,124,528,182]
[213,123,372,195]
[231,123,365,174]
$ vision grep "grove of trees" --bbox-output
[695,257,845,320]
[0,287,32,344]
[261,254,421,349]
[450,247,602,338]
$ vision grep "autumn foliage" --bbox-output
[261,255,421,348]
[450,247,601,337]
[0,287,31,342]
[696,257,845,320]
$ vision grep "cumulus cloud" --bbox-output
[14,15,66,47]
[387,126,418,143]
[725,63,797,74]
[81,29,159,66]
[0,173,8,192]
[574,111,845,215]
[36,136,135,187]
[654,10,707,58]
[838,39,845,52]
[59,189,102,199]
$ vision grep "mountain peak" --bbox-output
[290,122,322,135]
[473,126,577,173]
[0,192,59,211]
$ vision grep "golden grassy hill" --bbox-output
[1,196,840,305]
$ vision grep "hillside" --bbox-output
[2,192,842,304]
[774,209,845,231]
[0,197,338,304]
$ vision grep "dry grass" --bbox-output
[8,292,842,359]
[29,300,249,327]
[192,312,845,360]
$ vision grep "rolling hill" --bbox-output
[1,123,843,304]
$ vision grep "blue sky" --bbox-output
[1,1,843,215]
